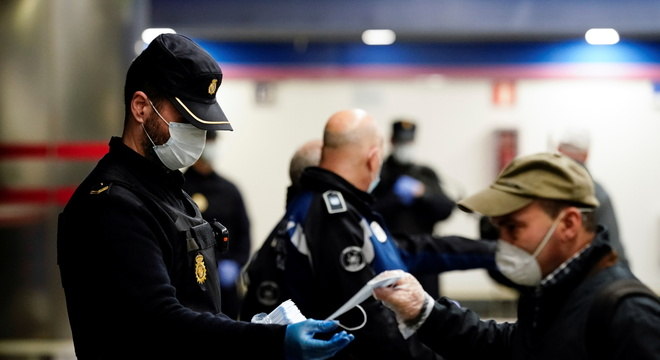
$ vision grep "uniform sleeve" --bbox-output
[395,234,497,274]
[305,202,427,359]
[59,187,285,358]
[608,296,660,359]
[417,297,515,360]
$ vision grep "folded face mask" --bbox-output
[325,273,403,331]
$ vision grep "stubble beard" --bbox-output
[141,113,169,164]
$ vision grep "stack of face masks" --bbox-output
[251,299,307,325]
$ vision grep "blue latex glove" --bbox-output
[284,319,354,360]
[393,175,423,205]
[218,259,240,288]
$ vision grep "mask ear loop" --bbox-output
[336,304,367,331]
[531,210,565,258]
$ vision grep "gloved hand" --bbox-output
[218,259,240,288]
[372,270,427,323]
[284,319,354,360]
[393,175,424,205]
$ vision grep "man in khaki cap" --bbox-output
[371,152,660,359]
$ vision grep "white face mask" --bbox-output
[495,212,563,287]
[392,143,416,164]
[367,147,383,193]
[367,175,381,193]
[200,141,217,163]
[143,100,207,170]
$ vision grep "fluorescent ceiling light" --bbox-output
[362,29,396,45]
[141,28,176,44]
[585,28,619,45]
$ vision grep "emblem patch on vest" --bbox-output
[195,254,207,284]
[323,190,347,214]
[256,280,280,306]
[370,221,388,243]
[340,246,366,272]
[191,193,209,213]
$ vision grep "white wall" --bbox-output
[209,76,660,298]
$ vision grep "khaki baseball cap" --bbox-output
[458,152,599,217]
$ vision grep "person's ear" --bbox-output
[130,91,150,124]
[558,207,582,241]
[367,146,380,173]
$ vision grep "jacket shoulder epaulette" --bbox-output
[89,182,111,195]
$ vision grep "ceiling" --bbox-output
[150,0,660,43]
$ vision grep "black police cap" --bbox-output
[130,33,232,131]
[392,119,416,143]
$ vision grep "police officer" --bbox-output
[241,109,497,359]
[57,33,352,359]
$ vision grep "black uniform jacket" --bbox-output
[373,155,455,235]
[286,167,444,360]
[57,137,284,359]
[183,167,251,267]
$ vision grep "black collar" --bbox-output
[107,136,185,190]
[300,166,375,214]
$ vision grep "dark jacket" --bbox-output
[373,155,455,235]
[242,167,496,360]
[414,230,660,360]
[593,179,628,267]
[184,166,251,319]
[183,166,251,267]
[57,137,284,359]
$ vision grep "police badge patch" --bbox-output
[191,193,209,213]
[195,254,207,284]
[208,78,218,95]
[340,246,366,272]
[370,221,388,243]
[323,190,347,214]
[256,280,280,306]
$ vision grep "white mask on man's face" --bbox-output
[200,141,217,163]
[366,146,383,193]
[143,100,207,170]
[494,212,563,287]
[392,143,417,164]
[367,175,381,193]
